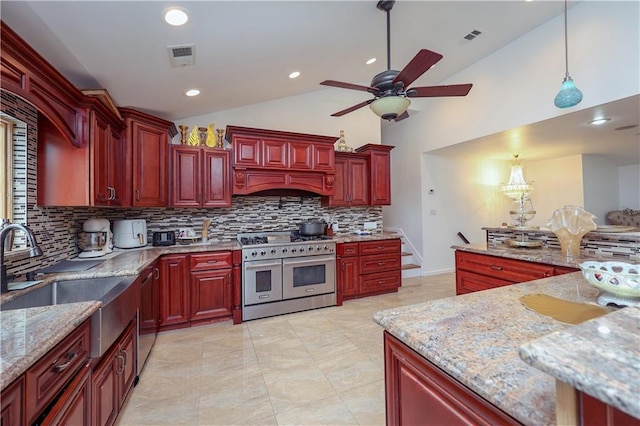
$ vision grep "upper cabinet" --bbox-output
[355,144,394,206]
[121,108,177,208]
[226,126,336,196]
[169,146,231,208]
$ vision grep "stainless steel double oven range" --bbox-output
[237,231,336,321]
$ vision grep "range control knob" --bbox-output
[282,248,288,254]
[251,251,258,257]
[260,250,267,256]
[291,248,297,253]
[270,249,277,254]
[323,245,329,251]
[307,246,314,252]
[299,247,305,252]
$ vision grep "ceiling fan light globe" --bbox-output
[554,78,583,109]
[370,96,410,120]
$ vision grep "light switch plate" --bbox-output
[364,222,377,230]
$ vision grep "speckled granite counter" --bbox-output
[452,242,607,268]
[0,302,100,390]
[520,305,640,420]
[373,273,603,425]
[333,231,401,243]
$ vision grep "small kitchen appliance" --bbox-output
[152,231,176,246]
[113,219,147,248]
[238,230,336,321]
[77,218,113,258]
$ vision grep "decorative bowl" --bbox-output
[579,261,640,298]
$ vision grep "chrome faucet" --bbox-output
[0,222,43,293]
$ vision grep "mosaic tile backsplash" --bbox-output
[2,90,382,277]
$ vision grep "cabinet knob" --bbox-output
[490,265,503,271]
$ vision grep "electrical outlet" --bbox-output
[364,221,377,230]
[333,223,340,231]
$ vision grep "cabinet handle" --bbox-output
[207,260,218,264]
[490,265,503,270]
[341,261,345,271]
[107,186,115,200]
[53,352,78,373]
[116,352,126,375]
[378,262,385,266]
[378,280,386,284]
[153,267,160,280]
[377,246,385,250]
[136,189,140,201]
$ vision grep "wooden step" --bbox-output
[401,251,412,257]
[401,264,420,271]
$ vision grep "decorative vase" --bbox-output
[198,127,208,146]
[179,125,189,145]
[335,130,353,152]
[187,127,200,146]
[545,205,597,259]
[206,124,216,147]
[216,129,225,148]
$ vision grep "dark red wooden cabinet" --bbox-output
[326,153,369,206]
[355,144,394,205]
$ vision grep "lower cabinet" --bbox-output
[41,362,92,426]
[91,320,136,426]
[384,331,520,426]
[337,239,401,303]
[1,376,24,426]
[159,251,234,331]
[455,250,558,295]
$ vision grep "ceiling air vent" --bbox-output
[463,30,483,42]
[167,44,195,67]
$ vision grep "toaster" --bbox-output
[152,231,176,246]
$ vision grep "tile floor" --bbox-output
[117,273,456,426]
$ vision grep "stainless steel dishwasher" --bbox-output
[137,264,159,376]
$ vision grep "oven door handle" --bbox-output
[244,260,282,270]
[283,255,336,266]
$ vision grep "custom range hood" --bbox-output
[226,126,337,196]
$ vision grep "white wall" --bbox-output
[172,89,381,149]
[582,155,620,224]
[383,1,639,274]
[618,165,640,209]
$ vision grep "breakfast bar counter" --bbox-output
[373,273,638,425]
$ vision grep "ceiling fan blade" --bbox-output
[392,49,443,88]
[394,111,410,122]
[407,84,473,98]
[320,80,378,93]
[330,99,374,117]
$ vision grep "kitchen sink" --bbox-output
[1,276,140,358]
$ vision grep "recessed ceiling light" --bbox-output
[185,89,200,97]
[165,8,188,26]
[589,118,611,125]
[366,58,377,65]
[289,71,301,79]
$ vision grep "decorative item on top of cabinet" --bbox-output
[216,128,225,148]
[120,108,177,207]
[179,125,189,145]
[335,130,354,152]
[169,145,231,208]
[206,124,216,147]
[187,127,199,146]
[355,144,394,205]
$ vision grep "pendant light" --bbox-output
[554,0,583,109]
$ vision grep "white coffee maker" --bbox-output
[77,218,113,258]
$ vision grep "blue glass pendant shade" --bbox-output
[554,77,583,108]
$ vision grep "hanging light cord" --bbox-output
[563,0,570,80]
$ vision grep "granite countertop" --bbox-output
[0,301,100,390]
[483,226,640,242]
[452,242,609,268]
[520,305,640,420]
[373,273,603,426]
[333,231,401,243]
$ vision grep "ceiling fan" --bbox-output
[320,0,473,121]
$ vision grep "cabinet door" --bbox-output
[131,121,167,207]
[42,363,91,426]
[338,256,359,299]
[92,114,111,206]
[384,332,520,426]
[369,149,391,205]
[159,255,190,327]
[313,144,335,171]
[348,157,370,206]
[233,137,261,166]
[203,150,231,207]
[263,139,288,168]
[108,128,126,206]
[456,269,512,295]
[190,269,233,322]
[92,351,118,426]
[360,271,401,296]
[455,251,553,283]
[170,146,201,207]
[328,156,349,206]
[289,141,312,169]
[118,321,137,407]
[1,376,24,426]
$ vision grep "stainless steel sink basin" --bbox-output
[1,276,140,358]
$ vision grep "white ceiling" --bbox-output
[1,1,638,166]
[1,1,568,121]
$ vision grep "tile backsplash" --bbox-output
[1,90,382,277]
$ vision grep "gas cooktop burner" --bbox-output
[239,236,269,246]
[238,231,333,246]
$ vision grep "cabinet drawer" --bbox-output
[360,271,401,293]
[25,320,90,424]
[360,253,401,274]
[359,239,401,255]
[337,242,359,257]
[455,251,553,283]
[190,252,232,271]
[456,270,513,295]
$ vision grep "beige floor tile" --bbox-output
[317,347,383,393]
[339,379,386,426]
[275,394,359,425]
[262,366,337,414]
